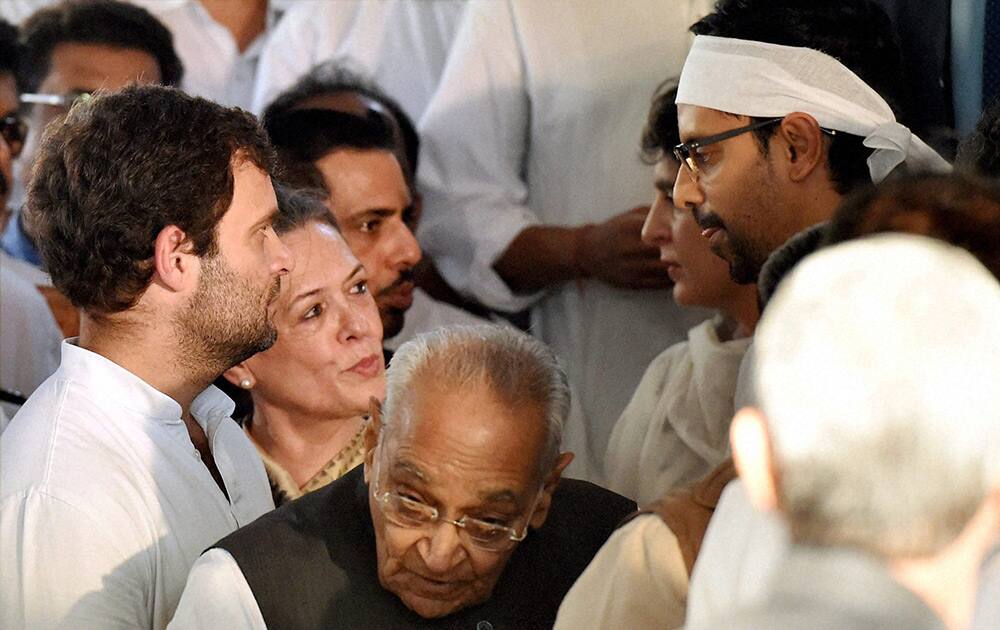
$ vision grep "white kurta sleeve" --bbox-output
[0,491,148,629]
[168,549,266,630]
[417,0,543,312]
[553,514,689,630]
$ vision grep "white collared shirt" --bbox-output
[134,0,283,110]
[0,341,274,630]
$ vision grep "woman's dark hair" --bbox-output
[825,173,1000,280]
[691,0,905,194]
[25,84,275,313]
[20,0,183,92]
[640,78,680,164]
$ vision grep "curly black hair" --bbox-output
[25,84,275,314]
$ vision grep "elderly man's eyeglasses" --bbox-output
[673,117,839,180]
[20,90,94,110]
[372,474,543,552]
[0,115,28,158]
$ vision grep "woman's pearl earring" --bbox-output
[240,378,252,389]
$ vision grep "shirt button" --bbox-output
[476,622,493,630]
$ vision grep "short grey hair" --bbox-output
[755,234,1000,558]
[381,325,570,475]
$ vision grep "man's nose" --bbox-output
[388,221,422,270]
[419,520,466,574]
[641,202,673,247]
[268,229,295,276]
[672,166,704,214]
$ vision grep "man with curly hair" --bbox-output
[0,84,293,629]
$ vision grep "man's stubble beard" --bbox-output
[173,253,280,375]
[721,159,783,285]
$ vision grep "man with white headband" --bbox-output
[676,1,950,624]
[672,0,949,286]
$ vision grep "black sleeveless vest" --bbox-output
[213,465,635,630]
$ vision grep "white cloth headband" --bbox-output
[676,35,950,182]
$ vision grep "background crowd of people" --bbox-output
[0,0,998,628]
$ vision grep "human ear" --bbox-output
[223,363,256,390]
[152,225,197,292]
[777,112,827,183]
[529,451,574,529]
[363,396,383,483]
[730,406,780,512]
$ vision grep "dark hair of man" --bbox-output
[640,78,680,165]
[265,108,398,192]
[261,60,419,176]
[956,98,1000,179]
[24,84,275,314]
[0,19,21,87]
[19,0,183,93]
[690,0,905,195]
[825,173,1000,279]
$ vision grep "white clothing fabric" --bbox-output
[684,480,789,628]
[0,341,274,630]
[0,251,61,419]
[605,318,750,504]
[168,548,266,630]
[383,287,493,352]
[251,0,466,121]
[417,0,714,481]
[554,514,688,630]
[1,249,51,286]
[133,0,282,110]
[676,35,950,183]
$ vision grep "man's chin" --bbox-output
[379,307,406,341]
[395,588,485,620]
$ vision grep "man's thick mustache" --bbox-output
[693,207,726,231]
[378,268,416,297]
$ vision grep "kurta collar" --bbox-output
[57,339,235,426]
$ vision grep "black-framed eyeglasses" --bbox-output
[673,117,784,180]
[673,117,838,180]
[0,114,28,158]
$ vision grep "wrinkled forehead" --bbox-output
[378,380,549,485]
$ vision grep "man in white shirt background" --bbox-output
[0,84,292,629]
[416,0,716,481]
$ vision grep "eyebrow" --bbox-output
[346,264,364,282]
[478,489,520,505]
[391,460,428,482]
[250,206,279,233]
[654,178,675,193]
[290,287,322,309]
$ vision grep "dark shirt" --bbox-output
[214,464,635,630]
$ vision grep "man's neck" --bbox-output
[718,284,760,340]
[889,498,999,630]
[78,314,214,419]
[199,0,268,53]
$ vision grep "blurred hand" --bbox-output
[575,206,672,290]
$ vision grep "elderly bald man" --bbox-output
[692,235,1000,629]
[170,324,635,629]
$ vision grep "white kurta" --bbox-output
[0,341,274,630]
[133,0,281,110]
[417,0,715,481]
[168,548,266,629]
[0,252,61,420]
[605,318,751,504]
[250,0,466,121]
[554,514,689,630]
